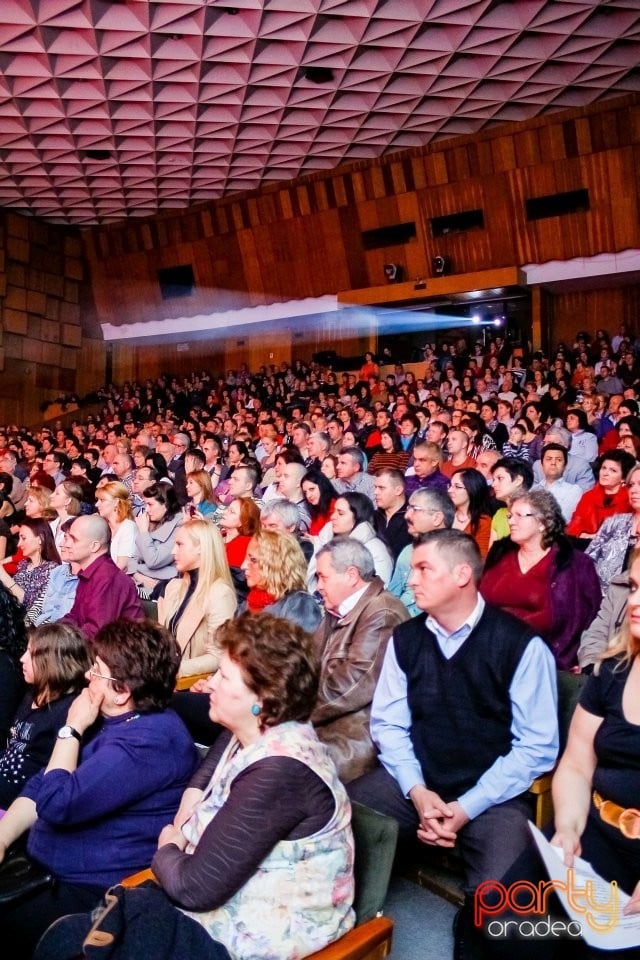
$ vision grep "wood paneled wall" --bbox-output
[0,212,88,425]
[81,94,640,382]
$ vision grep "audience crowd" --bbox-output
[1,323,640,959]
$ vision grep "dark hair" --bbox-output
[141,482,181,520]
[541,442,569,467]
[301,468,336,519]
[566,407,590,431]
[275,447,305,467]
[598,449,637,481]
[219,612,318,728]
[0,471,14,496]
[145,452,169,480]
[617,415,640,440]
[27,621,91,707]
[92,619,181,711]
[450,467,491,536]
[335,490,374,529]
[20,517,61,564]
[379,427,402,453]
[490,456,534,492]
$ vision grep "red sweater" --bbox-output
[566,483,629,537]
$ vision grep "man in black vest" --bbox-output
[348,529,559,957]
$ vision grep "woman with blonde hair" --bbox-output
[240,530,322,632]
[159,518,237,679]
[96,480,137,571]
[24,486,56,523]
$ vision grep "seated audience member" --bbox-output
[500,423,531,462]
[473,447,502,484]
[482,550,640,958]
[219,495,261,569]
[185,469,217,518]
[532,442,583,523]
[158,518,237,680]
[388,488,454,616]
[274,460,312,533]
[241,530,322,632]
[95,480,137,571]
[65,515,144,639]
[448,467,493,558]
[566,449,635,539]
[333,446,376,501]
[373,468,411,561]
[348,529,558,958]
[260,499,314,563]
[586,463,640,594]
[577,571,628,673]
[0,518,60,625]
[308,492,393,592]
[36,614,355,960]
[301,467,337,536]
[312,538,408,782]
[48,479,84,550]
[32,519,79,625]
[480,488,601,670]
[404,441,449,496]
[532,425,596,492]
[0,585,28,747]
[0,619,200,957]
[440,428,476,478]
[131,482,183,597]
[566,406,599,463]
[488,457,535,546]
[0,621,91,809]
[366,428,410,475]
[261,448,304,504]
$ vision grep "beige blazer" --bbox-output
[158,577,237,678]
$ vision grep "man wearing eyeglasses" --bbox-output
[388,488,454,616]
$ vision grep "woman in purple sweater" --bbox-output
[0,618,199,959]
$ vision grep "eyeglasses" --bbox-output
[88,664,120,683]
[406,505,436,514]
[506,512,537,521]
[448,483,466,490]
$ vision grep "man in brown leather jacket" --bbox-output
[312,537,409,783]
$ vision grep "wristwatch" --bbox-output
[57,725,82,742]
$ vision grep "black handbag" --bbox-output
[0,837,54,904]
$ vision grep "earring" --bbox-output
[251,704,261,717]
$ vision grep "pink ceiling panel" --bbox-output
[0,0,637,223]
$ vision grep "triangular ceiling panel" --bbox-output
[0,0,637,224]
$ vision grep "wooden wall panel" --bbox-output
[0,211,88,426]
[549,286,640,348]
[84,95,640,354]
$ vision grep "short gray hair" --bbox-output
[261,499,300,530]
[316,536,375,581]
[339,446,366,474]
[544,425,571,448]
[310,431,330,453]
[409,488,454,528]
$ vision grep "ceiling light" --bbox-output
[83,150,112,161]
[303,67,335,85]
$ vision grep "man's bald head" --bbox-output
[65,514,111,568]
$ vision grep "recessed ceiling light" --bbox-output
[303,67,334,85]
[83,150,112,160]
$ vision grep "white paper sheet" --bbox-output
[529,822,640,950]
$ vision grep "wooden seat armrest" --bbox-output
[529,771,554,795]
[175,672,210,691]
[305,917,393,960]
